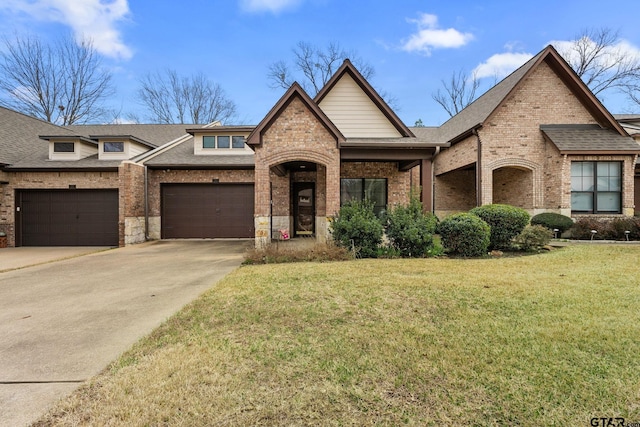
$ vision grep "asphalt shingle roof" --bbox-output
[6,152,122,170]
[436,49,545,143]
[0,107,76,165]
[540,124,640,153]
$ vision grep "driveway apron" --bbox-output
[0,240,248,427]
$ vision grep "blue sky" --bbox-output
[1,0,639,126]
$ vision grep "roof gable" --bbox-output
[315,59,414,138]
[246,82,345,146]
[439,45,627,143]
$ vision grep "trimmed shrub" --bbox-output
[570,217,640,240]
[330,199,383,258]
[530,212,574,234]
[385,197,438,257]
[514,225,553,251]
[438,213,490,257]
[469,204,530,250]
[609,217,640,240]
[569,217,612,240]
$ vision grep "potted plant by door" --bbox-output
[0,232,7,249]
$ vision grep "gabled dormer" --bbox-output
[92,135,155,160]
[188,126,255,155]
[42,135,98,161]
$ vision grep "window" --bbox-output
[104,142,124,153]
[232,136,245,148]
[53,142,74,153]
[571,161,621,214]
[202,135,245,149]
[340,178,387,216]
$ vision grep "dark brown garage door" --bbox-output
[16,190,119,246]
[161,184,254,238]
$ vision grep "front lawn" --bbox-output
[36,245,640,426]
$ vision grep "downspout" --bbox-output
[472,127,482,206]
[144,165,149,241]
[431,146,440,213]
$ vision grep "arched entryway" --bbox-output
[485,158,541,212]
[268,160,328,240]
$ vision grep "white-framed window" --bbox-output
[53,142,75,153]
[104,142,124,153]
[571,161,622,214]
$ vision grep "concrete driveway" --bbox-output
[0,240,250,427]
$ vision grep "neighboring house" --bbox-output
[0,107,192,247]
[0,44,638,248]
[431,45,640,219]
[615,114,640,214]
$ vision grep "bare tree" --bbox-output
[556,27,640,98]
[431,69,480,117]
[0,34,114,125]
[268,41,375,97]
[137,70,237,124]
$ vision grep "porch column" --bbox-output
[254,163,271,248]
[321,161,341,243]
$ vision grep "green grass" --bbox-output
[36,245,640,426]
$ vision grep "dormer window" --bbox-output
[104,142,124,152]
[53,142,75,153]
[202,135,246,149]
[232,136,245,148]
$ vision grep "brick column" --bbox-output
[254,163,271,248]
[118,161,146,246]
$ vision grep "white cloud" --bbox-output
[240,0,302,13]
[473,52,533,79]
[401,13,473,55]
[0,0,132,60]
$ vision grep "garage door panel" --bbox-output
[162,184,254,239]
[18,190,119,246]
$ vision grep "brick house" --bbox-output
[0,44,638,247]
[431,45,640,220]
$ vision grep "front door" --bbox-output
[293,183,315,236]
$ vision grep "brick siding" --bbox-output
[433,61,632,217]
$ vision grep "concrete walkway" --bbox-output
[0,240,250,427]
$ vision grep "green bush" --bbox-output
[609,217,640,240]
[530,212,574,234]
[438,213,490,257]
[570,217,640,240]
[385,197,437,257]
[330,199,383,258]
[469,204,530,250]
[569,217,611,240]
[514,225,553,251]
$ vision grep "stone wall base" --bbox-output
[124,216,146,245]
